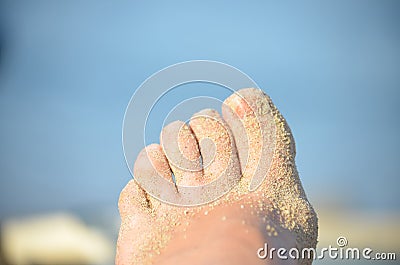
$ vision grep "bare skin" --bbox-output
[116,88,318,265]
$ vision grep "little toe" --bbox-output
[116,180,153,264]
[118,179,151,217]
[134,143,178,208]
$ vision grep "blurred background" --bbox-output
[0,1,399,264]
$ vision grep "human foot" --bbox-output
[116,88,318,265]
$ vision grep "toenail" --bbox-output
[226,95,253,119]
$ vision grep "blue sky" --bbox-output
[0,0,399,217]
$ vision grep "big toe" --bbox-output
[222,88,276,191]
[224,88,318,254]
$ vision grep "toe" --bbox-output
[160,121,203,186]
[189,109,241,186]
[134,144,179,206]
[116,180,153,265]
[134,143,173,183]
[222,88,276,191]
[118,179,151,217]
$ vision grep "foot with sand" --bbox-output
[116,88,318,265]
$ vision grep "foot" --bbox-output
[116,88,318,265]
